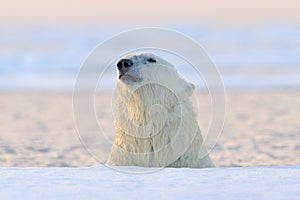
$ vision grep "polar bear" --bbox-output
[107,53,215,168]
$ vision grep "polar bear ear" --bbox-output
[186,83,195,96]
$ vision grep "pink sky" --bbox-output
[1,0,299,28]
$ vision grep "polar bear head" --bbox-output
[116,53,195,105]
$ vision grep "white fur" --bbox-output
[107,53,215,168]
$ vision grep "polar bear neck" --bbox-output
[115,84,184,131]
[125,84,180,123]
[113,82,197,156]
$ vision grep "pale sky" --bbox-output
[1,0,300,28]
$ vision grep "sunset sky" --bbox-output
[1,0,299,28]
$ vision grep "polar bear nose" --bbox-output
[117,59,133,71]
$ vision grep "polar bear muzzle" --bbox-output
[117,54,157,82]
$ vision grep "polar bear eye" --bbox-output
[147,58,156,63]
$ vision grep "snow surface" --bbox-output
[0,166,299,200]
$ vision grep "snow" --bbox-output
[0,166,299,200]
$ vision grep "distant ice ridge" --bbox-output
[0,26,299,90]
[0,166,299,200]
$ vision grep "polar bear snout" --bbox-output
[117,59,143,82]
[116,53,159,83]
[117,59,135,81]
[117,59,133,72]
